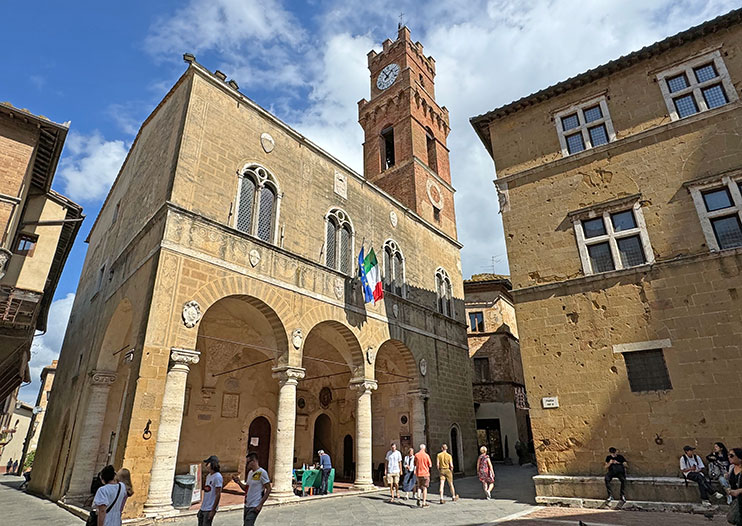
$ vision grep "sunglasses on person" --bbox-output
[730,453,737,458]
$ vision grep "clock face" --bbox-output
[376,63,400,90]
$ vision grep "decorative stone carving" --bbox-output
[349,378,378,395]
[170,348,201,366]
[334,171,348,199]
[182,300,202,328]
[200,387,215,403]
[272,366,306,386]
[334,278,343,299]
[292,328,303,350]
[365,346,376,365]
[249,249,261,267]
[389,210,398,227]
[260,132,275,153]
[426,179,444,210]
[392,304,399,318]
[419,358,428,376]
[91,370,117,386]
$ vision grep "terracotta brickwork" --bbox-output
[472,12,742,486]
[31,34,476,518]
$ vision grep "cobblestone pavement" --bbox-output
[502,506,727,525]
[0,475,82,525]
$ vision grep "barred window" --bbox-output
[435,267,453,317]
[623,349,672,392]
[688,174,742,252]
[383,240,405,297]
[573,202,654,275]
[235,164,280,244]
[325,209,354,275]
[554,97,616,157]
[657,50,737,121]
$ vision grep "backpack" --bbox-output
[86,483,121,526]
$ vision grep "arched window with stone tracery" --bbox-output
[435,267,452,316]
[235,164,281,244]
[325,208,354,275]
[383,239,405,297]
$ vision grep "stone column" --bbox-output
[350,378,377,489]
[269,366,305,500]
[66,370,117,500]
[143,348,199,518]
[408,388,429,449]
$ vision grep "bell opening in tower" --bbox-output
[381,126,395,170]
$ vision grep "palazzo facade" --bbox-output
[29,26,476,517]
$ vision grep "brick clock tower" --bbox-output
[358,26,457,238]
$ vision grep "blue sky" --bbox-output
[5,0,738,402]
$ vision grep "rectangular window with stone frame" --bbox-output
[571,197,654,275]
[656,49,738,121]
[686,172,742,252]
[554,95,616,157]
[623,349,672,392]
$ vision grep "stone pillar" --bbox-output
[270,366,305,500]
[408,388,429,449]
[143,348,199,518]
[350,379,377,489]
[66,370,117,500]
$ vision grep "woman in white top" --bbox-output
[93,465,126,526]
[401,448,417,499]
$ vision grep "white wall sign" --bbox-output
[541,396,559,409]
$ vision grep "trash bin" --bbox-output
[171,474,196,509]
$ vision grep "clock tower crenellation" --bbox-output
[358,26,457,239]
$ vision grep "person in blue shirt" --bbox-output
[318,450,332,495]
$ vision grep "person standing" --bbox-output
[725,448,742,525]
[12,459,18,475]
[232,452,271,526]
[384,443,403,502]
[707,442,732,505]
[92,465,125,526]
[604,447,627,502]
[318,449,332,495]
[477,446,495,499]
[680,445,723,506]
[198,455,223,526]
[6,458,12,474]
[401,448,416,500]
[414,444,432,508]
[436,444,459,504]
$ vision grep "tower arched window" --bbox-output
[383,239,405,297]
[435,267,452,317]
[325,208,354,275]
[235,164,281,244]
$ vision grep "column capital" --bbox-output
[90,370,117,386]
[349,378,378,395]
[170,348,200,367]
[407,388,429,400]
[272,366,305,386]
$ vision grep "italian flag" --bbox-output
[359,247,384,304]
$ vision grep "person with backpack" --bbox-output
[680,445,723,506]
[706,442,733,505]
[90,465,125,526]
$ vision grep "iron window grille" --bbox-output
[623,349,672,392]
[234,164,281,244]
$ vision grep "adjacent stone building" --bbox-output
[0,397,32,472]
[30,27,476,518]
[464,274,530,465]
[471,9,742,502]
[18,360,57,470]
[0,103,82,405]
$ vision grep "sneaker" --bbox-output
[606,496,613,502]
[485,493,491,500]
[703,500,712,507]
[620,496,626,503]
[714,492,724,500]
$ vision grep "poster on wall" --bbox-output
[190,463,202,504]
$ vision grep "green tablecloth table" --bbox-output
[294,468,335,494]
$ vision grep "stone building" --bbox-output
[18,360,57,469]
[471,9,742,503]
[0,103,82,405]
[30,26,476,517]
[464,274,530,465]
[0,398,32,472]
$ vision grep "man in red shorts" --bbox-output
[414,444,432,508]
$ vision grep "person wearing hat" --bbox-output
[680,445,723,506]
[198,455,223,525]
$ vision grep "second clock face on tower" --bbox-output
[376,63,400,90]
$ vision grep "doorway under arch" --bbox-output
[343,434,354,480]
[450,424,463,473]
[248,416,271,476]
[313,413,332,464]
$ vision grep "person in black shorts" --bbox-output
[605,447,627,502]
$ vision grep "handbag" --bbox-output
[727,500,740,525]
[87,483,122,526]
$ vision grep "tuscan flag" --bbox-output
[359,247,384,304]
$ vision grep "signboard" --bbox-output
[190,463,202,504]
[541,396,559,409]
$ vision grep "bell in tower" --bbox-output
[358,26,457,239]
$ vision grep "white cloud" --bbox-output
[58,131,128,203]
[17,293,75,404]
[143,0,739,279]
